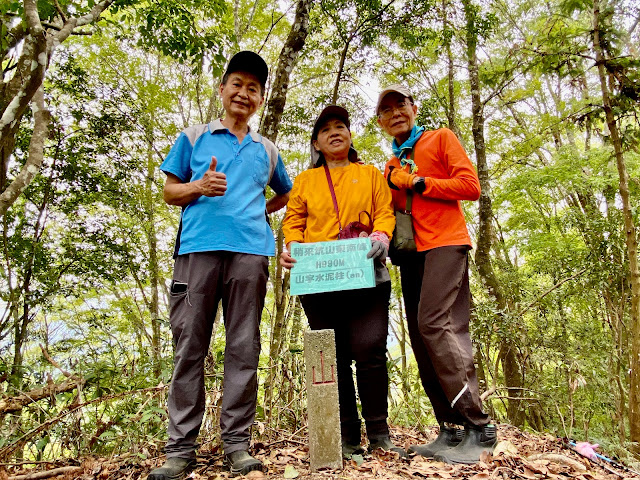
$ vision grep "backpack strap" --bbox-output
[404,149,414,213]
[182,124,210,147]
[172,125,210,259]
[257,134,279,182]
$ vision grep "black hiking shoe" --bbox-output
[368,436,408,458]
[342,441,365,459]
[408,424,465,458]
[433,424,497,464]
[225,450,264,476]
[147,457,196,480]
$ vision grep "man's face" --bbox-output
[219,72,264,121]
[377,92,417,142]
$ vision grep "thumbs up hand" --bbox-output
[199,156,227,197]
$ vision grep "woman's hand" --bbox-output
[367,241,388,261]
[367,232,390,262]
[387,166,426,193]
[280,242,298,269]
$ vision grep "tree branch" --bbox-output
[22,0,44,34]
[0,385,166,460]
[0,376,83,416]
[52,0,67,22]
[8,466,83,480]
[518,267,588,316]
[39,344,73,378]
[52,0,114,46]
[0,87,50,216]
[0,34,47,154]
[259,0,312,141]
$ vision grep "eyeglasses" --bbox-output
[377,100,412,120]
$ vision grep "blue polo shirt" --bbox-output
[161,120,292,257]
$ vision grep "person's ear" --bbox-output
[312,139,320,151]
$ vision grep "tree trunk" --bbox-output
[462,0,524,426]
[287,296,304,408]
[10,304,28,388]
[0,87,50,216]
[257,0,312,423]
[330,22,357,105]
[442,0,462,139]
[0,1,114,214]
[145,138,161,377]
[592,0,640,448]
[260,0,313,142]
[266,227,291,421]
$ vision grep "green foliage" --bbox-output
[135,0,228,67]
[2,0,640,466]
[462,0,499,43]
[0,0,22,16]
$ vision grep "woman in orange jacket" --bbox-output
[280,105,403,458]
[376,85,496,465]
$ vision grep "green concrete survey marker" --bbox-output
[289,238,375,295]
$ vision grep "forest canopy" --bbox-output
[1,0,639,469]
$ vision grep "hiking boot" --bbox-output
[225,450,264,476]
[342,441,365,459]
[433,424,497,464]
[368,436,407,458]
[147,457,196,480]
[408,424,464,458]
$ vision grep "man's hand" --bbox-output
[280,242,298,269]
[199,156,227,197]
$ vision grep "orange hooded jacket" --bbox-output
[384,128,480,251]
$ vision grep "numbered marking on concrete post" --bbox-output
[304,329,342,471]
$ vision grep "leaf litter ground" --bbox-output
[2,424,639,480]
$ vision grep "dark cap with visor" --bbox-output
[310,105,359,167]
[224,51,269,90]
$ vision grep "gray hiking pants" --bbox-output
[400,245,489,428]
[165,252,268,458]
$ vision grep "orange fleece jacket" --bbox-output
[384,128,481,251]
[283,163,395,245]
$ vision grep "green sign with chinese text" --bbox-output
[289,238,375,296]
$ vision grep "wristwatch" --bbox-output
[414,177,426,194]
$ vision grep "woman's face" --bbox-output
[313,118,352,161]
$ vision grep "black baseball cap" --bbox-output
[224,51,268,90]
[311,105,351,140]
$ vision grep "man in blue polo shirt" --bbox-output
[148,51,292,480]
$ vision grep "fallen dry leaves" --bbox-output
[2,424,639,479]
